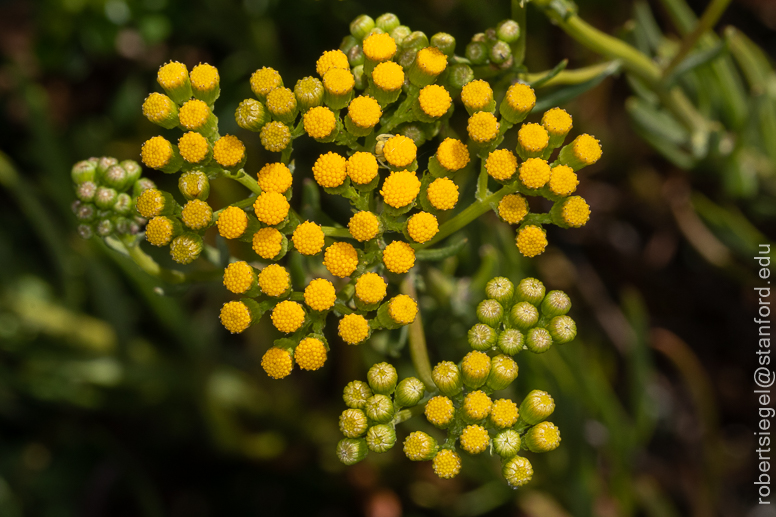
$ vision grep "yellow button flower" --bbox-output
[190,63,219,93]
[461,79,493,111]
[181,199,212,230]
[157,61,187,89]
[324,242,359,278]
[383,241,415,274]
[338,314,370,345]
[355,272,387,305]
[323,68,355,95]
[178,132,210,164]
[407,212,438,244]
[436,138,470,172]
[258,263,290,297]
[257,162,293,194]
[253,191,290,226]
[498,193,528,224]
[363,32,397,62]
[292,221,325,255]
[485,149,517,180]
[504,83,536,113]
[459,424,489,454]
[348,211,380,242]
[266,87,296,117]
[388,294,417,324]
[519,158,551,189]
[179,99,210,131]
[463,391,493,421]
[262,347,293,379]
[260,121,291,153]
[418,84,452,118]
[142,92,177,126]
[380,170,421,208]
[141,136,173,170]
[136,188,165,218]
[295,337,327,371]
[220,301,252,334]
[348,96,382,128]
[250,67,282,99]
[145,216,174,247]
[426,177,459,210]
[304,278,337,311]
[571,134,602,164]
[425,395,454,427]
[490,399,519,428]
[316,49,349,77]
[542,107,573,136]
[313,152,348,188]
[216,206,248,239]
[303,106,336,140]
[467,111,500,143]
[516,225,548,257]
[252,227,284,259]
[223,261,255,295]
[548,165,578,196]
[271,300,305,333]
[371,61,404,92]
[346,152,378,185]
[382,135,417,168]
[518,123,549,153]
[415,46,447,75]
[561,196,591,227]
[213,135,246,168]
[432,450,461,479]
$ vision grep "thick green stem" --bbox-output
[523,61,617,87]
[225,169,262,196]
[117,235,220,284]
[400,273,435,391]
[662,0,732,78]
[321,226,352,239]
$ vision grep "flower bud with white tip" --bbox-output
[468,323,497,351]
[367,362,398,395]
[510,301,538,331]
[548,315,577,344]
[366,424,397,452]
[486,354,518,391]
[343,380,373,409]
[497,329,524,355]
[519,390,555,425]
[516,277,545,306]
[541,290,572,317]
[337,438,368,465]
[477,299,504,327]
[502,455,533,488]
[493,429,521,458]
[339,408,369,438]
[395,377,425,408]
[526,327,553,354]
[365,394,395,424]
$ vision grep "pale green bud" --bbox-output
[486,277,514,306]
[402,31,429,51]
[523,421,561,453]
[94,187,118,210]
[366,424,397,453]
[493,429,521,458]
[486,354,518,391]
[519,389,555,425]
[350,15,375,40]
[465,41,488,65]
[179,170,210,201]
[497,329,524,355]
[516,277,545,305]
[76,181,97,203]
[502,455,533,488]
[236,98,270,131]
[71,160,97,184]
[376,13,400,33]
[489,41,512,65]
[390,25,412,47]
[343,380,373,409]
[510,301,538,330]
[526,327,553,354]
[96,218,113,237]
[430,32,456,56]
[541,290,571,317]
[496,19,521,44]
[367,362,398,395]
[468,323,497,351]
[339,408,368,438]
[103,165,130,191]
[365,394,394,423]
[477,299,504,327]
[394,377,425,407]
[547,315,576,344]
[336,437,368,465]
[113,193,133,215]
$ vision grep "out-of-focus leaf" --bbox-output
[532,61,621,112]
[528,59,568,88]
[663,41,727,87]
[633,1,664,54]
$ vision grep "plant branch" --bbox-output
[401,272,435,391]
[662,0,732,78]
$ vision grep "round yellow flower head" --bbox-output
[418,84,452,118]
[519,158,551,189]
[425,395,454,427]
[253,191,290,226]
[433,450,462,479]
[490,399,519,428]
[304,278,336,311]
[426,177,459,210]
[463,391,493,422]
[250,67,282,99]
[181,199,212,230]
[572,134,602,164]
[258,263,290,297]
[223,261,255,295]
[260,121,291,153]
[257,163,293,194]
[262,347,293,379]
[459,424,490,454]
[339,408,368,438]
[266,87,296,117]
[436,138,470,172]
[561,196,591,228]
[338,314,370,345]
[170,234,202,264]
[271,300,306,333]
[467,111,499,143]
[291,221,324,255]
[292,221,325,255]
[157,61,188,89]
[516,225,548,258]
[518,123,550,153]
[355,272,387,305]
[142,92,176,125]
[136,188,164,218]
[178,132,210,164]
[542,107,573,136]
[372,61,404,92]
[179,99,210,131]
[524,421,562,452]
[324,242,359,278]
[362,32,397,62]
[388,294,418,324]
[220,301,252,334]
[252,227,284,259]
[348,96,382,128]
[141,136,173,169]
[383,241,415,274]
[313,152,348,188]
[461,79,494,111]
[504,83,536,113]
[347,152,379,185]
[190,63,218,92]
[145,216,174,247]
[462,350,491,383]
[380,170,421,208]
[498,193,528,224]
[348,211,380,242]
[548,165,579,196]
[216,206,248,239]
[316,49,349,77]
[407,212,438,244]
[323,68,355,95]
[303,106,336,140]
[416,46,447,76]
[382,135,417,168]
[213,135,246,168]
[485,149,518,181]
[503,456,533,488]
[403,431,437,461]
[295,337,327,371]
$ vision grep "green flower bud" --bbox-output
[96,218,113,237]
[395,377,425,407]
[294,77,325,112]
[465,41,488,65]
[94,187,118,210]
[133,178,156,197]
[516,277,545,306]
[366,424,397,453]
[468,323,498,351]
[340,35,358,55]
[169,232,203,265]
[336,437,369,465]
[347,44,365,67]
[365,394,395,424]
[350,14,375,40]
[430,32,456,56]
[403,431,438,461]
[493,429,521,458]
[352,64,366,90]
[367,362,398,395]
[339,408,369,438]
[376,13,400,33]
[541,290,572,317]
[96,157,119,181]
[477,299,504,327]
[402,31,429,50]
[526,327,553,354]
[397,122,427,147]
[519,389,555,425]
[390,25,412,46]
[74,202,95,222]
[71,160,97,184]
[486,277,515,306]
[76,181,97,203]
[103,165,130,191]
[114,217,136,235]
[497,328,524,355]
[179,170,210,201]
[442,63,474,96]
[77,224,93,239]
[510,301,538,330]
[113,193,133,215]
[119,160,142,185]
[235,98,270,132]
[461,350,492,389]
[486,354,519,391]
[502,455,533,488]
[548,315,576,344]
[432,361,463,397]
[496,19,521,44]
[523,421,561,453]
[343,380,373,409]
[396,47,418,69]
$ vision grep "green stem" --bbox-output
[523,61,617,87]
[281,143,293,165]
[378,87,420,134]
[400,273,435,391]
[321,226,352,239]
[225,169,262,196]
[212,194,257,216]
[476,159,489,201]
[662,0,732,78]
[117,235,220,284]
[511,0,527,66]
